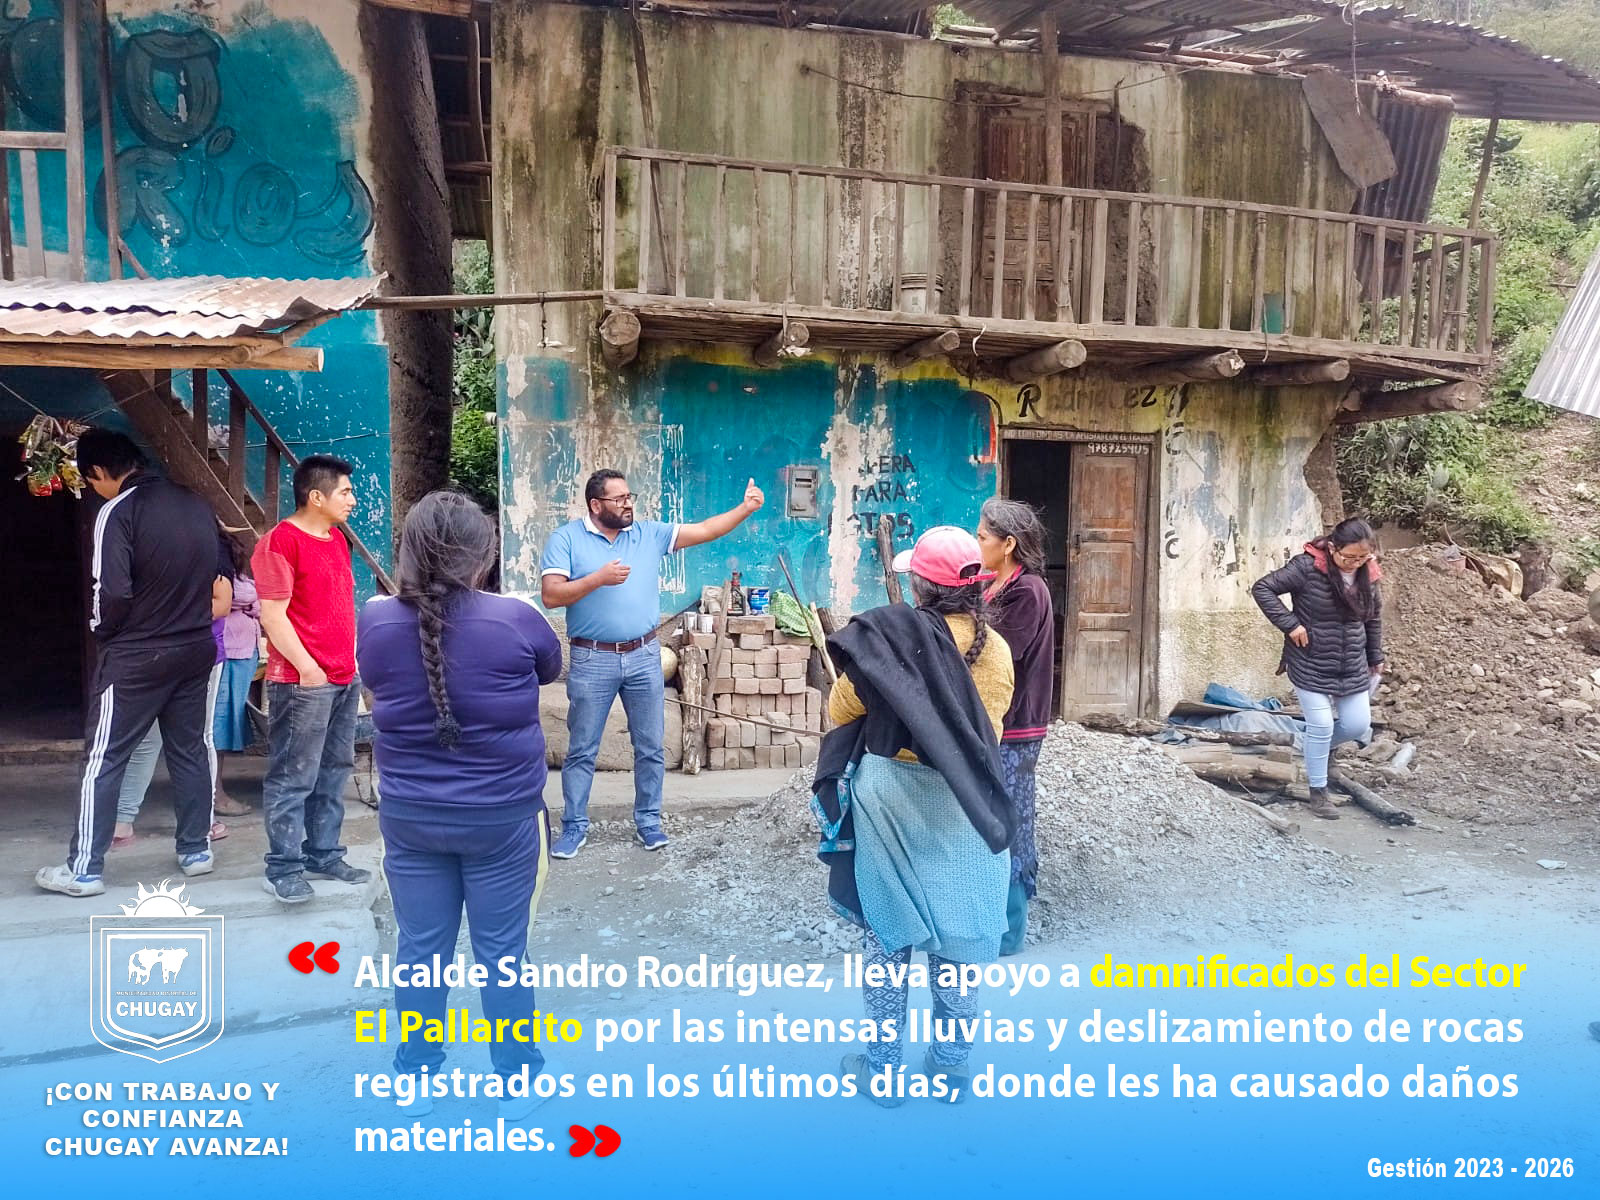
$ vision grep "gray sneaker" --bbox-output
[262,875,315,904]
[306,860,371,884]
[36,865,105,897]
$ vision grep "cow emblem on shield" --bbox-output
[91,880,224,1063]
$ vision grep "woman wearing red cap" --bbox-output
[814,525,1015,1106]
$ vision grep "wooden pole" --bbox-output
[1039,10,1063,188]
[96,0,121,279]
[753,322,808,366]
[1337,381,1485,424]
[62,0,86,279]
[1468,114,1499,229]
[599,309,642,367]
[1250,358,1351,386]
[876,514,904,605]
[1004,338,1086,382]
[1115,350,1243,386]
[888,328,959,369]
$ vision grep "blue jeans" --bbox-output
[1295,687,1372,788]
[263,679,359,881]
[381,810,549,1079]
[560,643,664,835]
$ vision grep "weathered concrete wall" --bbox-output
[5,1,392,586]
[494,3,1357,707]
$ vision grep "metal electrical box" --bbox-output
[786,466,819,518]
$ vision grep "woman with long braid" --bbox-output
[356,491,562,1120]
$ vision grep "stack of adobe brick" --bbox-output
[698,613,822,770]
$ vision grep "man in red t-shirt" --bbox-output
[251,455,372,904]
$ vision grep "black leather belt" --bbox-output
[570,629,658,653]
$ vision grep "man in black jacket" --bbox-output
[36,430,224,897]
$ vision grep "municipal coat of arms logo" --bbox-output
[90,880,224,1063]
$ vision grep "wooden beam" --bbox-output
[0,342,323,371]
[1338,381,1486,424]
[363,0,472,17]
[1004,339,1086,382]
[1116,350,1244,386]
[1250,358,1351,386]
[888,328,959,369]
[752,322,808,366]
[599,309,642,368]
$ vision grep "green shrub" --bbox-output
[1485,323,1557,429]
[1337,415,1543,554]
[449,241,497,509]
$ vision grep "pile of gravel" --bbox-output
[654,721,1352,954]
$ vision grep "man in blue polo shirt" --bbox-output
[540,468,764,857]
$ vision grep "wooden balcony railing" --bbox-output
[600,147,1496,366]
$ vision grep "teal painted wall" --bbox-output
[501,348,996,617]
[2,1,389,591]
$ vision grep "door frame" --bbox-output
[999,426,1162,719]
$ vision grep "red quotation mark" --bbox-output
[287,941,341,974]
[568,1125,621,1158]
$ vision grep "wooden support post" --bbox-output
[599,309,642,368]
[1338,381,1485,424]
[63,0,85,278]
[876,515,904,605]
[264,441,281,523]
[680,646,707,775]
[226,381,246,505]
[190,367,209,451]
[1250,359,1350,386]
[1004,339,1087,382]
[96,0,120,278]
[753,322,808,367]
[1468,115,1499,229]
[1040,11,1062,188]
[1116,350,1244,386]
[889,329,960,369]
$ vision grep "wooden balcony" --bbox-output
[599,147,1495,386]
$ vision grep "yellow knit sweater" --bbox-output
[826,613,1014,760]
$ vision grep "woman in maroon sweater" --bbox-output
[976,498,1056,955]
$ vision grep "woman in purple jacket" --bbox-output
[976,498,1056,955]
[356,491,562,1121]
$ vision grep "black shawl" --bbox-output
[812,604,1014,920]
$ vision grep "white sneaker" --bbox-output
[36,865,104,897]
[498,1089,552,1123]
[397,1092,433,1118]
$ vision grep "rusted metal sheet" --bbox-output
[1527,247,1600,420]
[0,275,382,340]
[1356,88,1452,227]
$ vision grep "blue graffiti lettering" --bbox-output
[293,162,375,265]
[233,162,298,246]
[120,28,222,150]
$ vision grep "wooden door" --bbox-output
[978,111,1094,321]
[1062,442,1150,718]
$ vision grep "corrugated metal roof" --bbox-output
[722,1,1600,122]
[0,275,382,341]
[1214,5,1600,122]
[1526,247,1600,420]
